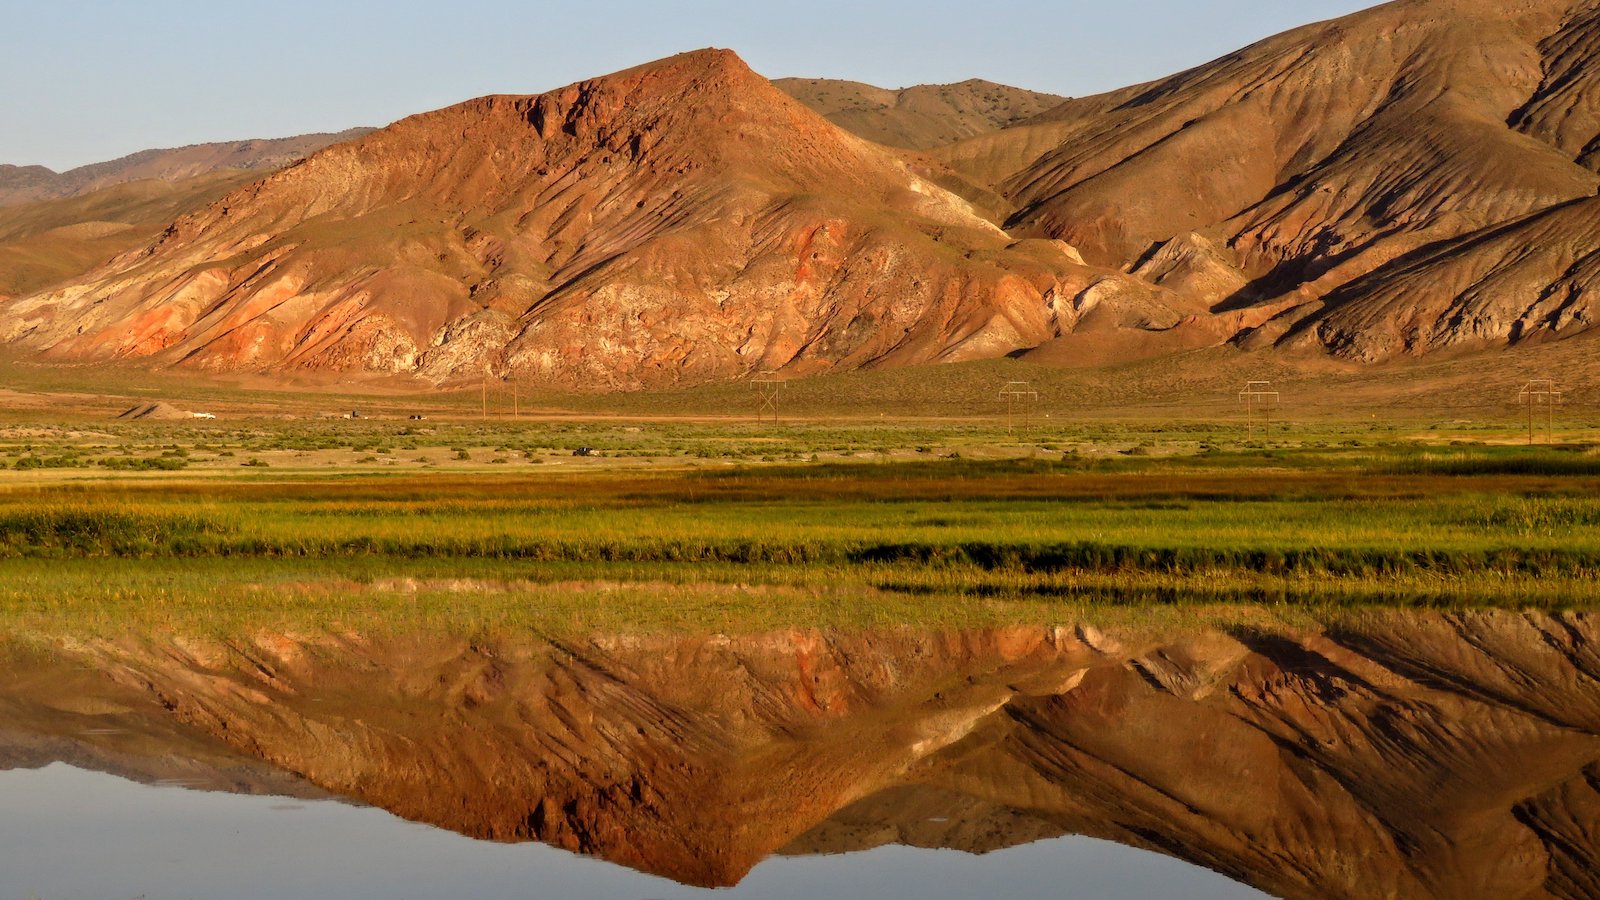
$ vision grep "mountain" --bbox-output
[9,0,1600,388]
[938,0,1600,362]
[0,129,373,208]
[0,50,1109,389]
[0,166,59,205]
[0,172,255,300]
[0,132,371,302]
[8,612,1598,896]
[773,78,1066,150]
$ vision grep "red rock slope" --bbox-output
[0,51,1100,389]
[941,0,1600,362]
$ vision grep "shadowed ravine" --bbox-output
[2,610,1597,898]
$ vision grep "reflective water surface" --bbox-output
[2,610,1597,898]
[0,763,1257,899]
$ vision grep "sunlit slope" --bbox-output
[0,50,1114,389]
[942,0,1600,361]
[0,128,372,207]
[0,173,254,299]
[774,78,1065,150]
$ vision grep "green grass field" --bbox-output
[3,414,1598,637]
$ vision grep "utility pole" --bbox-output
[1239,381,1281,440]
[481,368,489,421]
[998,381,1038,434]
[1518,380,1561,445]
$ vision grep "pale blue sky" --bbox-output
[2,1,1379,171]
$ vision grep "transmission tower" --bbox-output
[753,373,782,424]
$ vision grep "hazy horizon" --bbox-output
[3,0,1378,171]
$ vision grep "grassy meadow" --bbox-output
[2,406,1599,637]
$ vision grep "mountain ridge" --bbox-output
[0,129,374,208]
[5,1,1600,388]
[0,49,1117,389]
[946,0,1600,362]
[773,77,1066,150]
[8,612,1596,896]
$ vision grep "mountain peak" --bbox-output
[0,164,58,177]
[774,76,1066,150]
[0,50,1080,389]
[620,47,750,78]
[542,47,768,111]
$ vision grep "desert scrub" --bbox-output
[98,456,188,471]
[11,455,88,470]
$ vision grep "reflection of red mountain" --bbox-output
[6,612,1597,896]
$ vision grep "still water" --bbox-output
[1,610,1596,898]
[0,764,1258,899]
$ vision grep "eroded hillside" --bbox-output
[0,51,1128,389]
[939,0,1600,362]
[5,1,1600,387]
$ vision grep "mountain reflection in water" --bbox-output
[0,764,1258,900]
[1,610,1596,899]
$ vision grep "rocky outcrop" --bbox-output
[1131,232,1250,307]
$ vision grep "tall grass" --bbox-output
[3,463,1600,580]
[4,441,1600,641]
[0,507,231,556]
